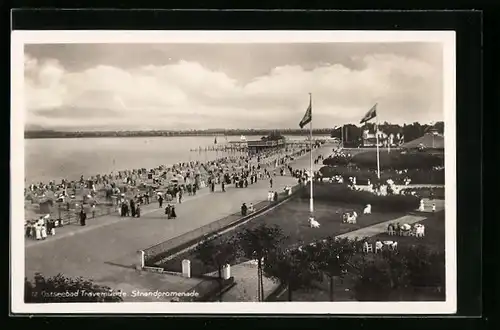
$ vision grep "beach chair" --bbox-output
[362,242,373,253]
[415,225,425,238]
[388,227,396,236]
[375,241,383,253]
[309,218,320,228]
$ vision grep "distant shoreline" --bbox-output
[24,130,333,139]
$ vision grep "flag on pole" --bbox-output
[299,100,312,128]
[360,103,377,124]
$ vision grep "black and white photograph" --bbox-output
[11,31,456,314]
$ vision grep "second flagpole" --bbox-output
[309,93,314,215]
[375,107,381,179]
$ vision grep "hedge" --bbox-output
[301,183,420,212]
[322,156,350,166]
[319,166,444,185]
[350,150,443,170]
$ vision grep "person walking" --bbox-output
[165,204,172,219]
[158,194,164,208]
[269,178,273,189]
[130,199,136,217]
[79,208,87,226]
[221,181,226,192]
[136,203,141,218]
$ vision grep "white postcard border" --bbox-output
[11,30,456,314]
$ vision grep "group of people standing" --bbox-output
[119,199,142,218]
[25,216,59,240]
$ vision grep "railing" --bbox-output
[51,203,117,225]
[142,183,305,267]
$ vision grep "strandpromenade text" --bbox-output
[35,289,199,299]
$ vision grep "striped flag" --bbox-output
[360,103,377,124]
[299,99,312,129]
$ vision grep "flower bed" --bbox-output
[319,166,444,185]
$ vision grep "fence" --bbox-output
[52,204,118,225]
[142,183,305,268]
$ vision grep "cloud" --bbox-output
[23,47,442,130]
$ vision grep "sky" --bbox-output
[24,43,443,131]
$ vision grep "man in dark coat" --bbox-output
[241,203,248,216]
[130,199,136,217]
[158,194,164,208]
[79,209,87,226]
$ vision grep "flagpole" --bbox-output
[341,125,344,148]
[388,133,391,154]
[309,93,314,215]
[375,107,381,179]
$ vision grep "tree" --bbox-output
[351,245,445,301]
[309,237,357,301]
[194,235,238,302]
[236,224,286,301]
[264,247,322,301]
[401,245,446,295]
[25,273,124,303]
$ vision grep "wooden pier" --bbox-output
[189,139,321,153]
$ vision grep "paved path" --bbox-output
[207,261,279,302]
[24,143,336,293]
[336,214,428,240]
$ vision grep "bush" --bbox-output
[352,246,445,301]
[302,183,420,212]
[350,150,443,170]
[319,166,445,185]
[25,273,124,303]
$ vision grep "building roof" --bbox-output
[401,133,444,149]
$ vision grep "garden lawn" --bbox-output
[159,196,406,276]
[273,211,446,302]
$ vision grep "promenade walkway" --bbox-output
[24,144,336,296]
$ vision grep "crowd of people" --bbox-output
[25,144,317,236]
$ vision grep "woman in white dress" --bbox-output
[41,224,47,240]
[35,223,42,240]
